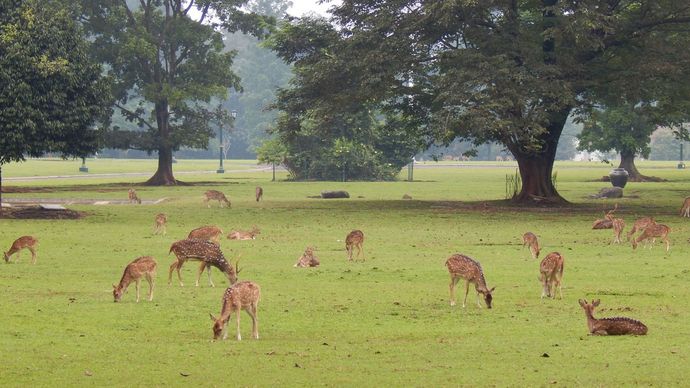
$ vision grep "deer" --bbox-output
[168,239,239,287]
[578,299,648,335]
[209,281,260,341]
[112,256,157,303]
[445,253,495,308]
[680,197,690,217]
[522,232,540,259]
[345,230,365,261]
[539,252,564,299]
[632,223,671,252]
[255,186,263,202]
[153,213,167,235]
[626,216,655,241]
[188,225,224,245]
[203,190,231,208]
[227,226,260,241]
[128,188,142,204]
[611,217,625,244]
[4,236,39,264]
[294,246,320,268]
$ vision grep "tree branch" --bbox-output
[115,103,156,131]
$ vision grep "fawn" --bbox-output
[522,232,540,259]
[680,197,690,217]
[445,254,495,308]
[345,230,365,261]
[188,225,224,245]
[294,246,320,268]
[539,252,564,299]
[632,223,671,252]
[128,188,142,204]
[4,236,39,264]
[153,213,167,235]
[168,239,239,287]
[227,226,260,241]
[203,190,231,208]
[113,256,157,302]
[578,299,648,335]
[255,186,263,202]
[626,216,655,241]
[210,281,260,341]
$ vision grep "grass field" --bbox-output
[1,159,689,386]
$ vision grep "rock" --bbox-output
[590,187,623,199]
[402,194,412,200]
[321,190,350,199]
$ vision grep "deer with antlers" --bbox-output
[168,239,239,287]
[522,232,540,259]
[227,226,260,241]
[255,186,263,202]
[153,213,167,235]
[611,217,625,244]
[4,236,38,264]
[203,190,231,208]
[294,246,320,268]
[626,216,655,241]
[188,225,224,245]
[445,254,495,308]
[345,230,365,261]
[112,256,157,303]
[128,188,142,204]
[578,299,648,335]
[539,252,564,299]
[210,281,260,341]
[631,223,671,252]
[680,197,690,217]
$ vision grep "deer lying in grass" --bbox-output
[255,186,263,202]
[345,230,365,261]
[445,254,495,308]
[227,226,260,241]
[113,256,157,302]
[153,213,167,235]
[592,204,619,229]
[522,232,540,259]
[168,239,239,287]
[128,188,142,204]
[294,246,320,268]
[188,225,224,245]
[203,190,231,208]
[539,252,564,299]
[632,223,671,252]
[626,216,655,241]
[4,236,38,264]
[210,281,260,341]
[578,299,648,335]
[680,197,690,217]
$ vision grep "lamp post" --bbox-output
[679,143,686,169]
[217,109,237,173]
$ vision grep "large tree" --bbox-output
[270,1,690,203]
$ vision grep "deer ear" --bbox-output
[209,313,217,322]
[112,284,117,289]
[578,299,586,307]
[489,287,496,292]
[593,299,601,307]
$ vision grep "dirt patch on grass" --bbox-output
[0,206,86,219]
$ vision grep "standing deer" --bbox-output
[112,256,157,303]
[294,246,320,268]
[188,225,224,245]
[4,236,38,264]
[210,281,260,341]
[626,217,655,241]
[345,230,365,261]
[445,254,495,308]
[611,217,625,244]
[227,226,260,241]
[153,213,167,235]
[539,252,564,299]
[255,186,263,202]
[522,232,540,259]
[128,188,142,204]
[680,197,690,217]
[632,223,671,252]
[203,190,231,208]
[578,299,648,335]
[168,239,239,287]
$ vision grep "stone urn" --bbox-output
[609,168,629,188]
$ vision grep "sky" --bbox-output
[287,0,341,17]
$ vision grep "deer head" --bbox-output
[209,313,227,340]
[578,298,600,314]
[482,286,496,309]
[112,284,124,302]
[3,252,9,263]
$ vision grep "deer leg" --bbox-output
[147,273,154,301]
[449,276,460,306]
[463,280,470,308]
[28,247,37,264]
[664,237,670,252]
[168,260,177,285]
[359,243,364,261]
[235,310,242,341]
[195,262,205,287]
[346,246,352,261]
[135,279,141,303]
[222,316,230,340]
[476,291,482,308]
[246,305,259,339]
[206,263,215,288]
[540,275,548,299]
[557,277,563,300]
[176,260,185,287]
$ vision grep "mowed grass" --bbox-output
[1,159,690,386]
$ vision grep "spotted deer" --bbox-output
[128,188,142,204]
[168,239,239,287]
[227,226,260,241]
[445,254,495,308]
[188,225,224,245]
[112,256,157,302]
[626,217,655,241]
[203,190,231,208]
[632,223,671,252]
[294,246,320,268]
[153,213,167,235]
[4,236,38,264]
[539,252,564,299]
[680,197,690,217]
[578,299,648,335]
[592,204,619,229]
[522,232,540,259]
[255,186,263,202]
[345,230,365,261]
[611,217,625,244]
[209,281,260,341]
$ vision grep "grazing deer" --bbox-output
[294,246,320,268]
[680,197,690,217]
[128,188,142,204]
[4,236,38,264]
[632,223,671,252]
[522,232,540,259]
[112,256,157,302]
[203,190,231,208]
[626,216,655,241]
[210,281,260,341]
[153,213,167,235]
[345,230,365,261]
[168,239,239,287]
[611,217,625,244]
[578,299,648,335]
[255,186,263,202]
[227,226,260,241]
[445,254,495,308]
[539,252,564,299]
[188,225,224,245]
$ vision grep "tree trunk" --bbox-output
[0,165,3,216]
[145,100,179,185]
[618,151,660,182]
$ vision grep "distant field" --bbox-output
[1,159,689,386]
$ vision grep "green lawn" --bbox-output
[1,159,689,386]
